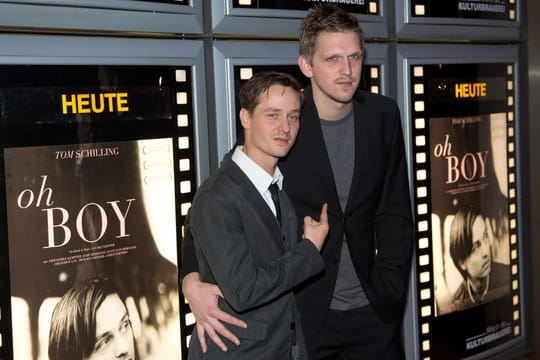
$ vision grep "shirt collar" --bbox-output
[231,146,283,193]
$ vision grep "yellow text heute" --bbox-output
[61,93,129,114]
[454,82,487,98]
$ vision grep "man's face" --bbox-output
[299,30,363,109]
[460,216,492,281]
[241,84,301,173]
[85,294,135,360]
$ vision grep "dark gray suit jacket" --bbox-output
[184,153,324,359]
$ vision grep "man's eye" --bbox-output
[327,56,338,62]
[350,54,362,61]
[267,113,278,119]
[95,336,112,351]
[120,319,132,333]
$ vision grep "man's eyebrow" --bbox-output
[120,312,129,322]
[263,107,283,112]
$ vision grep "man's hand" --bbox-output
[182,272,247,352]
[303,203,329,251]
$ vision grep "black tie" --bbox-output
[268,183,281,226]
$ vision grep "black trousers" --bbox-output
[312,305,404,360]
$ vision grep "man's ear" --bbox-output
[298,55,313,78]
[239,108,250,129]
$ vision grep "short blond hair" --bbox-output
[299,4,365,61]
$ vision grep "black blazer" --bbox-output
[280,86,413,342]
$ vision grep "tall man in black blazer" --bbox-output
[182,4,413,359]
[183,71,329,359]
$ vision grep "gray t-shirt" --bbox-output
[320,112,369,310]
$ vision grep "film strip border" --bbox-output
[409,64,433,360]
[173,67,197,360]
[366,65,382,94]
[410,63,520,359]
[0,229,8,357]
[505,63,521,340]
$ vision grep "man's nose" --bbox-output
[114,335,130,358]
[481,241,490,257]
[340,58,352,75]
[278,116,290,133]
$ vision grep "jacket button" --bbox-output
[332,258,339,265]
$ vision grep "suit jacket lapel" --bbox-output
[345,91,386,217]
[293,86,343,217]
[344,94,369,215]
[223,156,285,251]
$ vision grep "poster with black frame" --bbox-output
[409,62,520,359]
[0,64,194,360]
[410,0,517,20]
[231,0,378,14]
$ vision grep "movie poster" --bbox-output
[4,139,180,360]
[410,62,519,358]
[431,113,510,317]
[232,0,375,14]
[411,0,516,20]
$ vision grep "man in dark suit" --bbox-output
[182,71,328,359]
[182,4,413,359]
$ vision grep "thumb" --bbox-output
[212,284,224,299]
[304,215,314,225]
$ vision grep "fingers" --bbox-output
[214,309,248,329]
[185,280,246,352]
[210,288,247,328]
[196,308,245,352]
[197,300,246,349]
[196,324,209,353]
[209,320,240,346]
[202,322,228,352]
[319,203,328,225]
